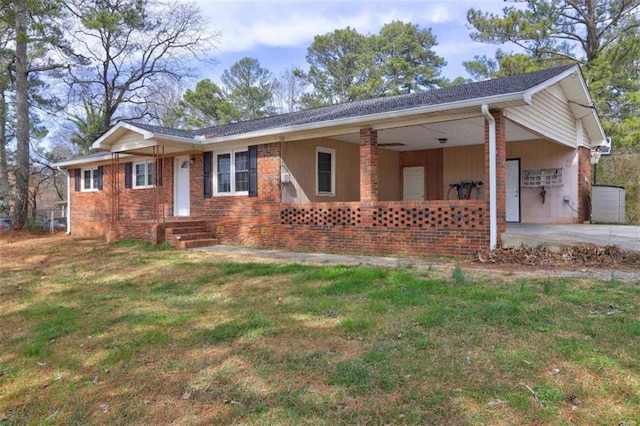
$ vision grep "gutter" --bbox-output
[59,166,71,235]
[482,104,497,250]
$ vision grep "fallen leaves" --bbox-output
[477,244,640,267]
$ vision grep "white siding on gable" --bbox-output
[116,132,143,146]
[109,131,158,152]
[505,85,577,148]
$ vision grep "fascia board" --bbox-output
[91,121,154,150]
[154,135,205,146]
[584,112,608,146]
[523,64,581,101]
[202,92,528,145]
[53,153,134,169]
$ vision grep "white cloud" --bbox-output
[198,0,468,54]
[193,0,515,79]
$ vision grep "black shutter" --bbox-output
[248,145,258,197]
[124,162,132,189]
[203,152,212,198]
[74,168,80,192]
[97,166,103,190]
[156,158,163,187]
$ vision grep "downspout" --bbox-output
[61,167,71,235]
[481,104,497,250]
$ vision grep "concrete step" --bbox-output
[168,227,208,236]
[173,238,219,249]
[172,232,214,241]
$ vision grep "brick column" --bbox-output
[360,128,379,203]
[577,146,592,223]
[484,110,507,244]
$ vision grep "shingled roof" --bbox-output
[193,64,577,139]
[122,64,577,141]
[120,121,198,139]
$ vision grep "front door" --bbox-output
[506,159,520,222]
[174,156,190,217]
[403,166,425,201]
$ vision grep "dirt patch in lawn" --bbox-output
[0,232,99,274]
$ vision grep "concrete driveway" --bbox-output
[503,223,640,252]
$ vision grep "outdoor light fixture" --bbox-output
[181,159,195,169]
[438,137,448,144]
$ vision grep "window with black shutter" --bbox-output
[74,169,80,192]
[124,162,132,189]
[203,152,212,198]
[248,145,257,197]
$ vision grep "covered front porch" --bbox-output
[272,73,602,254]
[275,105,577,255]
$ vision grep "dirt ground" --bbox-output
[1,231,638,282]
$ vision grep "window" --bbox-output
[214,149,249,195]
[316,147,335,196]
[133,161,154,189]
[82,167,99,191]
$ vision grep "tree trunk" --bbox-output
[0,85,9,216]
[13,0,30,229]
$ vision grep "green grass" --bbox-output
[1,237,639,424]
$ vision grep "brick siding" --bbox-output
[69,135,493,256]
[359,128,379,203]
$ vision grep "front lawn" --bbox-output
[1,236,639,424]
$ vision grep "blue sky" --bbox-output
[194,0,516,83]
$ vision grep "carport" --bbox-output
[503,224,640,252]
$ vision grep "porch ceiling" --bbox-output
[331,116,541,151]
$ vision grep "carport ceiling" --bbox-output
[331,116,540,151]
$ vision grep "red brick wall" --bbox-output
[359,128,378,203]
[577,146,592,222]
[278,200,489,256]
[192,143,283,247]
[70,158,173,239]
[70,166,112,238]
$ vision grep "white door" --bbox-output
[174,156,190,216]
[403,167,425,201]
[506,159,520,222]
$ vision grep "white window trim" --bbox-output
[316,147,336,196]
[213,148,249,196]
[132,161,154,189]
[81,167,99,192]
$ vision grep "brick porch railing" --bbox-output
[278,200,489,256]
